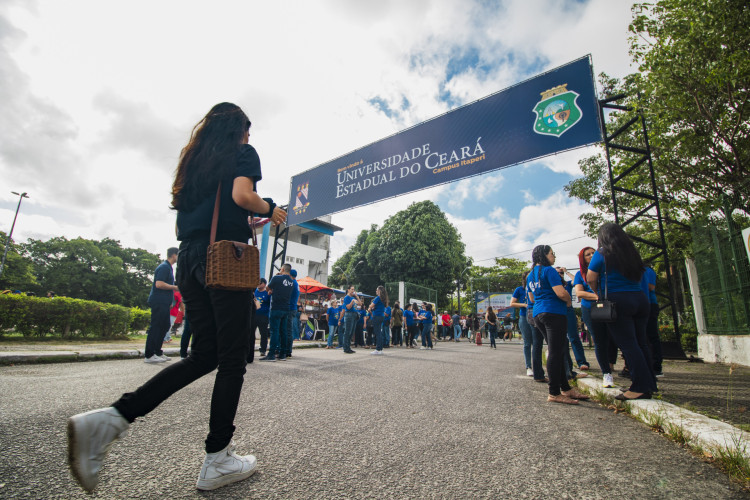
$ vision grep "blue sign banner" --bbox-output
[288,56,602,225]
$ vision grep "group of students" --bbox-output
[509,222,663,405]
[322,286,450,353]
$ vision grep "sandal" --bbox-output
[547,394,579,405]
[562,389,590,400]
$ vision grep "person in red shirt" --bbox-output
[164,291,183,343]
[441,312,452,340]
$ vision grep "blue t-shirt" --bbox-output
[588,250,643,293]
[420,310,433,324]
[255,288,270,316]
[267,274,295,312]
[343,294,357,312]
[148,260,174,306]
[371,296,385,316]
[529,265,567,317]
[525,274,535,312]
[645,267,657,304]
[327,306,340,326]
[384,306,391,321]
[289,280,300,311]
[404,309,414,327]
[357,308,366,324]
[573,271,595,309]
[512,286,527,308]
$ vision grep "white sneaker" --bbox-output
[159,354,171,362]
[526,368,534,377]
[67,407,130,493]
[428,347,433,350]
[370,350,378,355]
[603,373,614,388]
[196,442,257,491]
[419,346,427,350]
[144,355,166,364]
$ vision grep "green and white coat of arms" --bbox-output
[532,84,583,137]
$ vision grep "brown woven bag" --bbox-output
[205,183,260,291]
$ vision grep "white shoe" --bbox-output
[428,347,433,350]
[144,355,166,363]
[370,350,378,355]
[196,442,257,491]
[67,407,130,493]
[526,368,534,377]
[419,346,427,350]
[159,354,171,362]
[603,373,614,388]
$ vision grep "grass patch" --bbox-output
[664,421,692,445]
[712,435,750,484]
[640,409,665,433]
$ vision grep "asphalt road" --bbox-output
[0,342,747,499]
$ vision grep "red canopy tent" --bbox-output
[296,276,331,340]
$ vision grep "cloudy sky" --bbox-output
[0,0,637,275]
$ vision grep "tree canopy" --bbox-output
[329,201,469,305]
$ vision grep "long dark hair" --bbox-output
[531,245,552,268]
[376,285,389,306]
[171,103,251,211]
[486,306,496,323]
[597,223,644,282]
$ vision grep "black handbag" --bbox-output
[590,258,617,323]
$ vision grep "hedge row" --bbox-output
[0,294,151,338]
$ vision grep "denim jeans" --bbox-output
[536,312,571,396]
[145,303,170,358]
[581,306,612,375]
[606,291,657,394]
[284,311,295,356]
[113,240,252,453]
[372,315,385,351]
[488,324,497,347]
[518,313,532,370]
[343,311,358,350]
[327,325,338,347]
[268,309,288,357]
[421,323,433,348]
[383,323,391,345]
[566,306,588,367]
[454,324,461,340]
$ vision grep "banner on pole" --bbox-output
[288,56,602,225]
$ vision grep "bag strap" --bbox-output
[602,254,609,300]
[209,181,258,247]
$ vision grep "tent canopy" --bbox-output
[296,276,331,294]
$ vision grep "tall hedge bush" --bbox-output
[0,294,150,338]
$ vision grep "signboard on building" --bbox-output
[288,56,602,225]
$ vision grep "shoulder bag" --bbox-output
[590,257,617,323]
[205,183,260,291]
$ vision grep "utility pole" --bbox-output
[0,192,29,279]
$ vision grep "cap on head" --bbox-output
[290,269,297,277]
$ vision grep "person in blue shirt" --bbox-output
[511,271,535,377]
[403,304,416,348]
[524,271,547,382]
[248,278,270,361]
[417,303,434,350]
[574,246,615,388]
[144,248,179,363]
[529,245,588,404]
[368,285,388,354]
[260,264,296,362]
[643,266,663,376]
[558,266,589,372]
[340,285,361,354]
[355,303,366,348]
[326,299,340,349]
[587,223,657,400]
[285,269,300,357]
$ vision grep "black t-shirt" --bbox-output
[176,144,263,244]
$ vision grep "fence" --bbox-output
[385,282,437,309]
[691,219,750,335]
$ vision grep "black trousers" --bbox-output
[536,312,571,396]
[255,313,270,355]
[113,240,252,453]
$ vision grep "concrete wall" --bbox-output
[698,334,750,367]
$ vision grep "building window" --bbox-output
[301,234,309,245]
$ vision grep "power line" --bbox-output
[472,235,591,264]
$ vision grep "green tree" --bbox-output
[328,225,380,293]
[366,200,468,304]
[0,232,37,291]
[22,237,160,307]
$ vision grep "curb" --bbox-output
[577,377,750,461]
[0,342,327,365]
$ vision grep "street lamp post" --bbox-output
[0,191,29,279]
[458,266,471,314]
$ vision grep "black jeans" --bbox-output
[391,326,402,345]
[113,240,252,453]
[179,317,192,358]
[647,303,662,372]
[606,291,656,394]
[536,313,571,396]
[145,303,170,358]
[255,314,270,354]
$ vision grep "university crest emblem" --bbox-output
[293,182,310,215]
[532,84,582,137]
